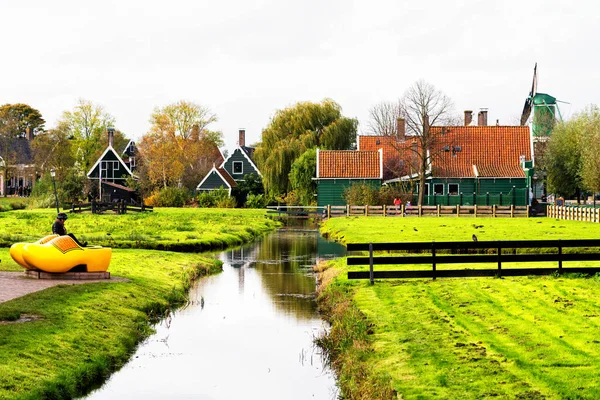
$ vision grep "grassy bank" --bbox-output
[0,208,278,399]
[0,208,278,251]
[317,217,600,399]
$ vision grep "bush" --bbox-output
[245,193,268,208]
[145,186,192,207]
[343,182,380,206]
[9,202,27,210]
[195,187,236,208]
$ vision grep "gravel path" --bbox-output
[0,271,125,303]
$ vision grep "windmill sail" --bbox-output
[520,63,537,125]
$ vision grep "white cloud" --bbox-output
[1,0,599,151]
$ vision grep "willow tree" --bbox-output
[254,99,357,198]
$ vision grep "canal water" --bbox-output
[84,229,346,400]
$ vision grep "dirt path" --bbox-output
[0,271,125,303]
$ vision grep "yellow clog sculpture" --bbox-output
[20,235,112,273]
[10,235,60,270]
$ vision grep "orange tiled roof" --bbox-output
[430,126,531,178]
[318,150,381,179]
[358,135,418,179]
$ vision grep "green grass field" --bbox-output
[0,207,278,250]
[318,216,600,399]
[0,208,278,399]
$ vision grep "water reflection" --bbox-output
[83,229,345,400]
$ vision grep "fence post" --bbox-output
[497,243,502,277]
[510,205,514,218]
[366,205,369,217]
[327,204,331,219]
[558,240,563,273]
[437,204,441,217]
[456,204,460,217]
[431,242,436,281]
[346,204,350,216]
[401,204,405,217]
[383,204,386,217]
[369,243,374,285]
[493,204,497,217]
[474,204,478,218]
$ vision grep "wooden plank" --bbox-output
[348,267,600,280]
[348,252,600,265]
[347,239,600,251]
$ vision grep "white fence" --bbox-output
[547,205,600,223]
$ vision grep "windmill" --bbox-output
[520,63,565,138]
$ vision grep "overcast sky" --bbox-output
[1,0,598,151]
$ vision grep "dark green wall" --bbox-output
[197,170,229,191]
[317,179,381,206]
[223,149,258,181]
[424,177,527,196]
[88,149,130,182]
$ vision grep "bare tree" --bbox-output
[400,80,455,206]
[365,101,402,136]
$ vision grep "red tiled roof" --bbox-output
[430,126,531,178]
[318,150,381,179]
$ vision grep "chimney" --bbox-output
[26,127,34,141]
[496,119,500,126]
[464,110,473,126]
[107,127,115,147]
[477,109,488,126]
[396,118,406,141]
[238,129,246,147]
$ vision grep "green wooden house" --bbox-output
[332,115,533,206]
[196,129,260,194]
[315,148,383,206]
[87,131,133,185]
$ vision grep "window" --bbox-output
[130,156,136,168]
[448,183,459,195]
[433,183,444,195]
[233,161,243,174]
[423,183,429,196]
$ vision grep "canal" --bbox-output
[84,229,346,399]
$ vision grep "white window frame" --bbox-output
[448,183,459,195]
[232,161,243,175]
[433,183,444,195]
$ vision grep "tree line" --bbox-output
[0,82,595,207]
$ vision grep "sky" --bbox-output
[1,0,598,152]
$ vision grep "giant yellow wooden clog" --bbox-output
[22,235,112,273]
[10,235,60,270]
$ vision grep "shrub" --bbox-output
[9,202,27,210]
[195,187,236,208]
[145,186,192,207]
[343,182,380,206]
[245,193,268,208]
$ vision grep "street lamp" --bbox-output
[50,168,59,214]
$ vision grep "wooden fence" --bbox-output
[347,239,600,283]
[547,205,600,223]
[69,200,153,214]
[267,205,529,219]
